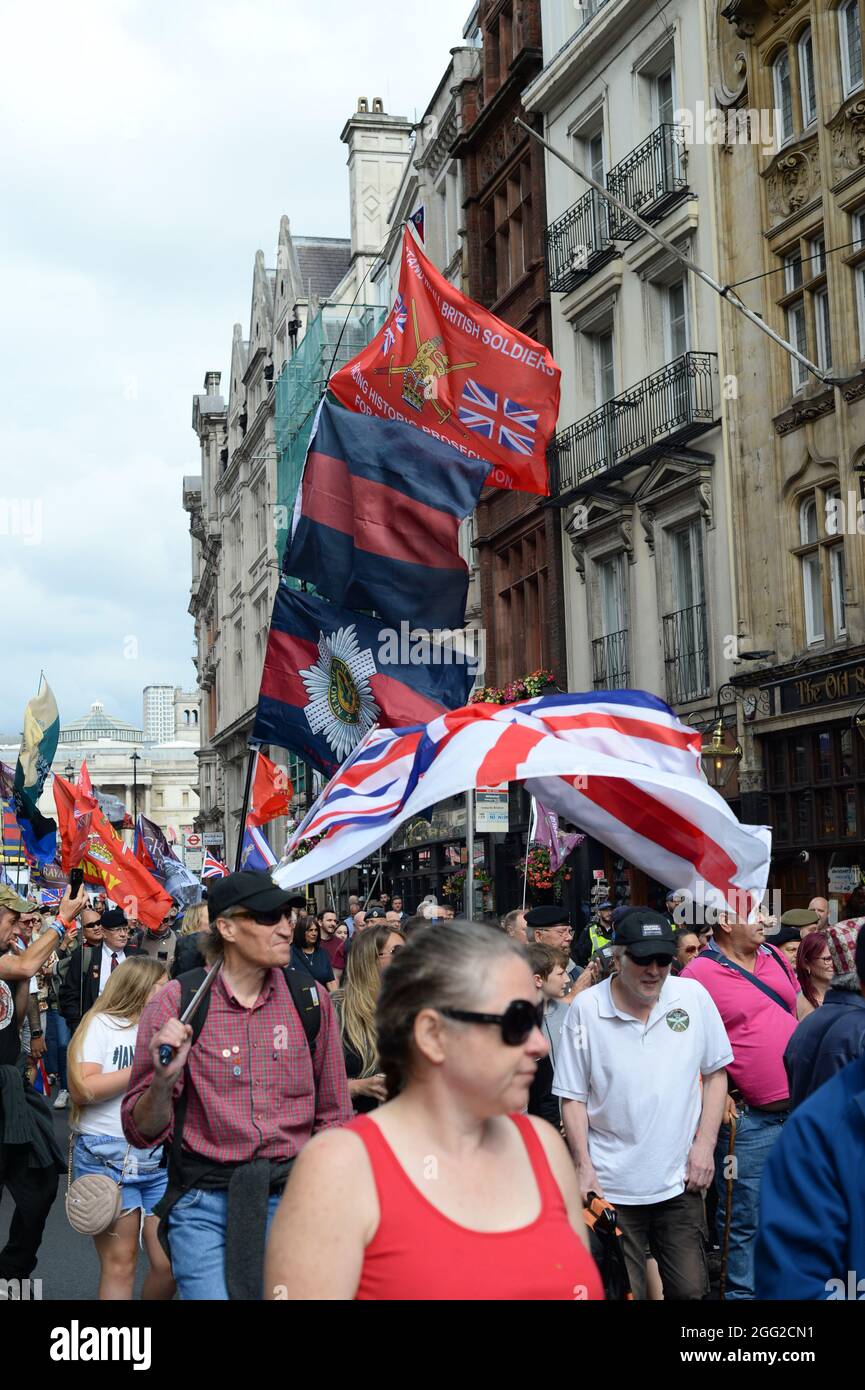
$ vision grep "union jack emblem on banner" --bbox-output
[458,379,539,455]
[381,293,407,356]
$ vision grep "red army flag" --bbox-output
[328,227,560,496]
[53,774,173,929]
[247,751,294,828]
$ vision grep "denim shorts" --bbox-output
[72,1134,168,1217]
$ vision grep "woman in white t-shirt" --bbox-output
[68,956,174,1300]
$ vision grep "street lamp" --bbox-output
[130,751,141,820]
[64,760,74,780]
[694,683,770,791]
[700,717,743,791]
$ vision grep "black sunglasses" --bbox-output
[625,950,673,968]
[236,907,289,927]
[440,999,544,1046]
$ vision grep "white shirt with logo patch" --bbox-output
[553,975,733,1205]
[75,1012,139,1138]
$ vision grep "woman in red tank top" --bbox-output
[265,921,603,1301]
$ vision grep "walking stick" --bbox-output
[719,1112,737,1301]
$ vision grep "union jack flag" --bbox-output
[380,294,407,357]
[201,851,229,879]
[458,380,539,455]
[276,692,772,919]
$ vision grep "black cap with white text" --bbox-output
[613,908,677,959]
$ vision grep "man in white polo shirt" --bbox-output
[554,907,732,1300]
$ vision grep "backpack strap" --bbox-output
[174,964,321,1053]
[283,965,322,1051]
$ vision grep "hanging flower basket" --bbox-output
[442,868,493,901]
[518,845,572,902]
[470,668,557,706]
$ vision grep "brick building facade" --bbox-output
[453,0,565,691]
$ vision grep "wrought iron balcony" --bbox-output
[549,351,719,501]
[663,603,710,705]
[545,189,623,295]
[607,124,689,238]
[592,630,630,691]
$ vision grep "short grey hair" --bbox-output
[376,919,529,1095]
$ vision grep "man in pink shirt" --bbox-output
[682,908,804,1300]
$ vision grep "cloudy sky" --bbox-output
[0,0,473,734]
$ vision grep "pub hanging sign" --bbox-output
[779,660,865,713]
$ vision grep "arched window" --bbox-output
[839,0,864,98]
[798,489,846,646]
[773,49,794,145]
[798,27,817,127]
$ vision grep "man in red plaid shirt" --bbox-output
[122,871,352,1300]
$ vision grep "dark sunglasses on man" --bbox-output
[440,999,544,1046]
[625,950,673,968]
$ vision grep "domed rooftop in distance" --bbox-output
[59,701,143,745]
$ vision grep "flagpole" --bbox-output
[234,747,258,872]
[464,789,474,921]
[522,797,537,914]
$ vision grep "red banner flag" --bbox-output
[328,227,560,496]
[78,759,94,800]
[53,775,172,929]
[247,752,293,828]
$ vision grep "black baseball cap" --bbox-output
[207,871,295,924]
[614,908,677,959]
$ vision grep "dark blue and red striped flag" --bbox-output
[253,584,478,777]
[284,400,489,631]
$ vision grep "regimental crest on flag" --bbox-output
[376,295,478,423]
[300,626,380,763]
[459,380,539,455]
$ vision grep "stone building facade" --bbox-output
[523,0,735,769]
[708,0,865,905]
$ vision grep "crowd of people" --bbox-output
[1,871,864,1302]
